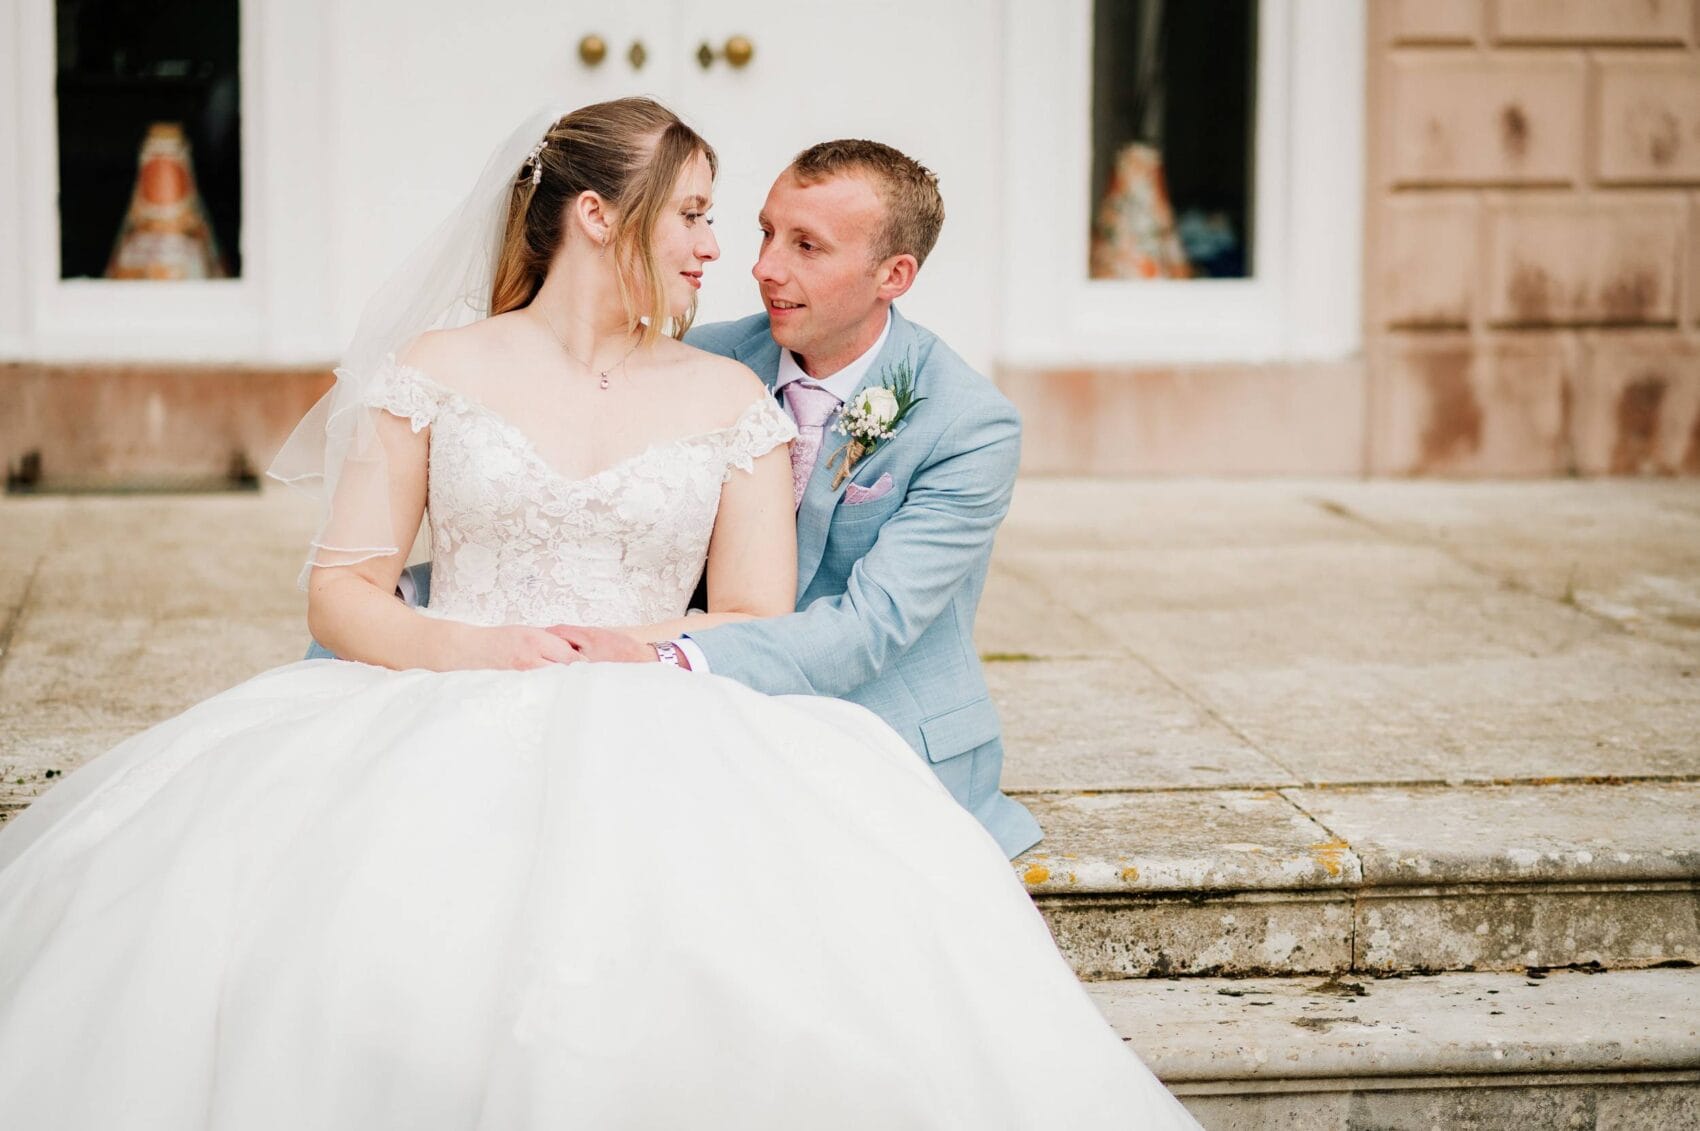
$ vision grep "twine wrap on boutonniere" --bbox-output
[828,356,925,489]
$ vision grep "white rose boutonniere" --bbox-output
[829,356,924,489]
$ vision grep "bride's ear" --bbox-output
[570,190,615,249]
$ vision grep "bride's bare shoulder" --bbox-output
[654,336,768,423]
[397,314,532,394]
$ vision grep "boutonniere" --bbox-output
[828,357,925,489]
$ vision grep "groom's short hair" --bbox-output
[789,140,945,269]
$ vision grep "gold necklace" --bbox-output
[538,311,641,390]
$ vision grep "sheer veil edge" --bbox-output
[266,104,567,588]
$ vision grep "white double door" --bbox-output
[328,0,1002,368]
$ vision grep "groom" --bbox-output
[561,141,1042,859]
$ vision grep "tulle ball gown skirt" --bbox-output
[0,659,1199,1129]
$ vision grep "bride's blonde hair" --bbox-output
[490,97,718,344]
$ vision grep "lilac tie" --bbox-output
[783,381,841,508]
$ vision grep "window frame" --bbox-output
[999,0,1365,365]
[2,0,334,363]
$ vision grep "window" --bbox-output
[1089,0,1257,280]
[1001,0,1363,364]
[55,0,242,280]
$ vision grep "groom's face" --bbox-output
[754,171,888,367]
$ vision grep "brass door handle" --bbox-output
[696,35,755,70]
[578,35,607,66]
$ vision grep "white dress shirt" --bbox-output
[675,311,893,672]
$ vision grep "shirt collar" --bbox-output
[773,309,893,403]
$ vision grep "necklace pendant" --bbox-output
[598,373,611,390]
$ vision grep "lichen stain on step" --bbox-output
[1309,838,1352,877]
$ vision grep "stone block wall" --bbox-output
[0,364,334,489]
[1368,0,1700,475]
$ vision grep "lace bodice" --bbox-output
[368,359,796,628]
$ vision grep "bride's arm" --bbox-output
[613,441,797,642]
[306,410,579,671]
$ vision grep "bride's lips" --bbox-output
[682,271,702,291]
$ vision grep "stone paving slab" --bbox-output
[17,496,308,620]
[1306,481,1700,651]
[1187,644,1700,786]
[1092,967,1700,1083]
[992,659,1295,792]
[1015,790,1360,894]
[1093,562,1610,669]
[999,479,1383,554]
[0,498,61,617]
[0,613,304,732]
[974,561,1123,660]
[1288,781,1700,886]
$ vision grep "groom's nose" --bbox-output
[753,245,785,286]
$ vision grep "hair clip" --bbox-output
[525,139,548,186]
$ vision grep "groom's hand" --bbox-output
[545,624,656,664]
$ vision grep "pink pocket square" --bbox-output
[843,473,895,505]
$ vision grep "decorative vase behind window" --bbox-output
[1089,141,1192,280]
[105,122,227,280]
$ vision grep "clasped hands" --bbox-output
[470,622,662,670]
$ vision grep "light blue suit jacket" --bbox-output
[683,309,1041,858]
[308,308,1041,858]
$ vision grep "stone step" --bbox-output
[1016,781,1700,979]
[1091,967,1700,1129]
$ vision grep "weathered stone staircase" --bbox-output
[1010,782,1699,1127]
[974,479,1700,1127]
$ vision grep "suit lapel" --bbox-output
[733,333,784,395]
[793,309,920,597]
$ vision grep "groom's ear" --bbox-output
[873,253,919,303]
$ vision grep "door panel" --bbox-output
[326,2,1001,371]
[669,2,1002,369]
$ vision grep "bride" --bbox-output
[0,99,1200,1129]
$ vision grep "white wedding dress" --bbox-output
[0,360,1199,1129]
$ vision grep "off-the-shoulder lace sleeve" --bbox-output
[721,396,798,481]
[365,358,445,434]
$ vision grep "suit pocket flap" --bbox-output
[918,697,1001,764]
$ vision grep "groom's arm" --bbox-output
[687,402,1018,698]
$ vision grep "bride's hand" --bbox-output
[450,624,585,670]
[544,624,655,663]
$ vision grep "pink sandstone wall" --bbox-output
[1367,0,1700,475]
[1009,0,1700,476]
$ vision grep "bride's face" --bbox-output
[649,150,720,318]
